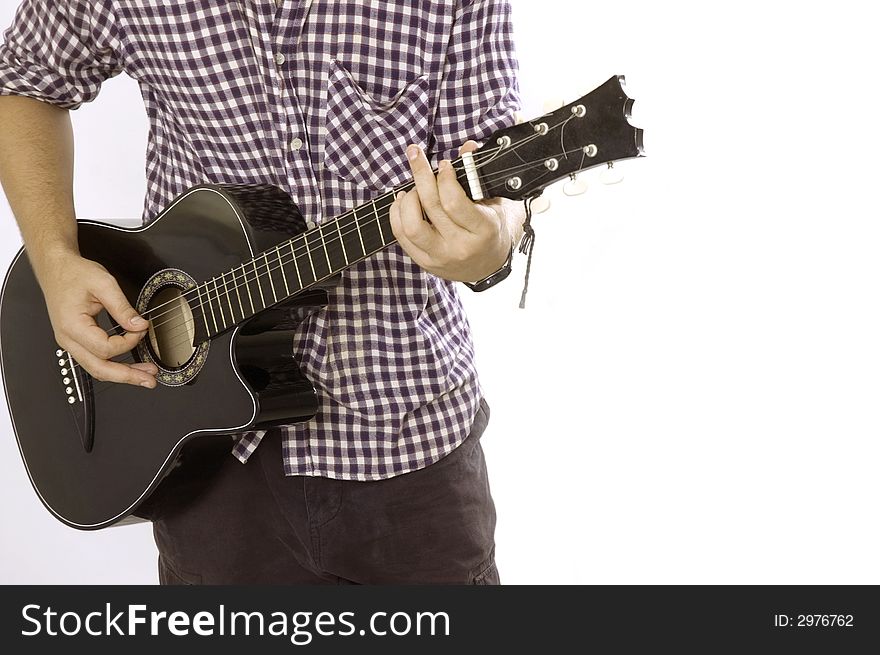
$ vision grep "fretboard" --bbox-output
[189,193,392,340]
[189,160,472,342]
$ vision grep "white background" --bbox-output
[1,0,878,584]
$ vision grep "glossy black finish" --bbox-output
[0,184,322,529]
[476,75,644,201]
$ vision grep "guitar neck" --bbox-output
[190,159,473,341]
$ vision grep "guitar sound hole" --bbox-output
[146,286,196,370]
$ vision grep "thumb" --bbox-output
[458,140,480,156]
[93,278,147,332]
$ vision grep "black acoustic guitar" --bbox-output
[0,76,644,529]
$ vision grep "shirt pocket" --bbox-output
[323,58,432,191]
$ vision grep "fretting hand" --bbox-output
[390,142,523,283]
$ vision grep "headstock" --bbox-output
[463,76,644,202]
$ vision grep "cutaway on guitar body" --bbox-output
[0,184,324,529]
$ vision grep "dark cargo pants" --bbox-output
[149,399,498,584]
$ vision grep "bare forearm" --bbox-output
[0,95,78,284]
[0,95,157,387]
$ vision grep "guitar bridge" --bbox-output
[56,348,94,453]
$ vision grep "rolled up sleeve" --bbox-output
[0,0,121,110]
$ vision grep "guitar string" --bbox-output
[67,140,593,387]
[117,113,572,326]
[110,135,588,351]
[114,115,575,328]
[116,121,577,334]
[67,126,588,383]
[66,140,588,390]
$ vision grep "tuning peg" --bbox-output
[530,195,551,214]
[600,162,624,185]
[542,98,565,114]
[563,174,588,197]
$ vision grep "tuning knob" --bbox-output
[563,174,588,197]
[530,195,551,214]
[600,162,624,185]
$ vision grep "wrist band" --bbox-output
[463,244,514,292]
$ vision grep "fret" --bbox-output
[352,206,367,256]
[373,197,389,245]
[376,197,394,250]
[203,280,218,333]
[305,227,331,281]
[262,252,278,304]
[288,240,303,288]
[318,224,332,272]
[251,259,266,309]
[220,272,235,323]
[212,278,227,330]
[233,264,255,317]
[336,212,364,264]
[267,248,290,304]
[359,201,384,255]
[195,284,212,335]
[276,245,291,297]
[230,265,246,320]
[304,232,319,281]
[323,220,348,272]
[335,214,350,266]
[340,209,366,263]
[293,233,317,287]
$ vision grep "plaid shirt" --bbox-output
[0,0,520,480]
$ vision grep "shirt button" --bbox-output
[274,53,286,66]
[291,137,304,151]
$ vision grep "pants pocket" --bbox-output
[158,556,203,585]
[471,548,500,585]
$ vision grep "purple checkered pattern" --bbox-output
[0,0,520,480]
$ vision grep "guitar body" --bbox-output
[0,184,322,529]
